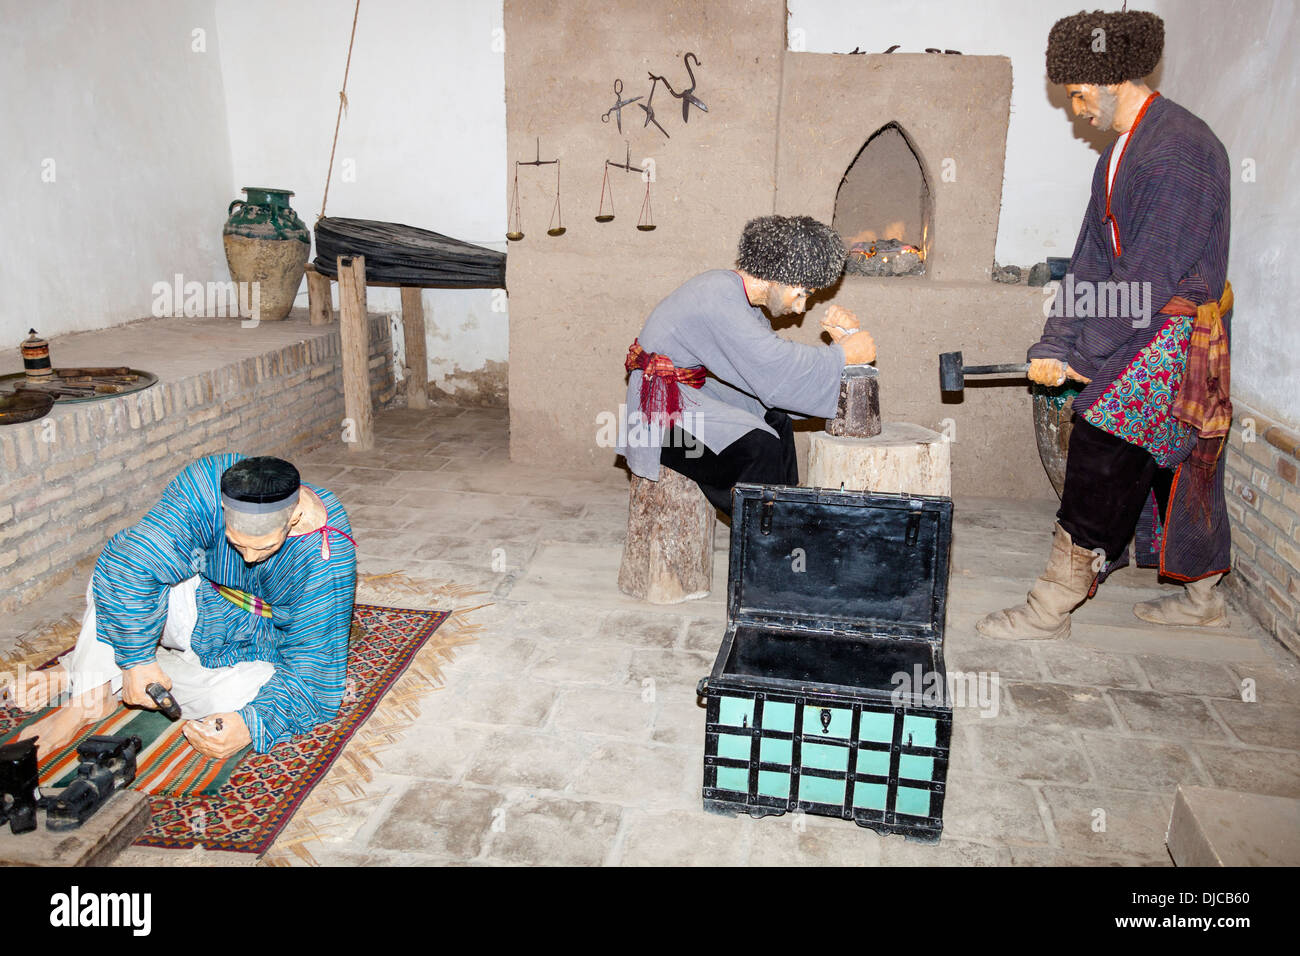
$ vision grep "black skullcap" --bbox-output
[737,215,846,290]
[1047,9,1164,85]
[220,456,300,515]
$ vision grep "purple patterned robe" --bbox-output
[1029,94,1232,580]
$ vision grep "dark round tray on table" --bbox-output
[0,369,159,425]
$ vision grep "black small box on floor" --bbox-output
[698,483,954,843]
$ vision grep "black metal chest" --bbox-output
[698,483,954,842]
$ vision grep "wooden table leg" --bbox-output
[306,263,333,326]
[337,255,374,452]
[400,286,429,410]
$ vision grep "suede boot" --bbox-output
[1133,573,1228,627]
[976,522,1098,641]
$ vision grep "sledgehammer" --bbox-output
[938,351,1030,393]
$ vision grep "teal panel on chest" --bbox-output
[798,774,846,806]
[715,765,750,793]
[853,781,888,810]
[761,700,795,732]
[858,709,895,743]
[903,714,937,749]
[856,747,891,777]
[760,737,793,765]
[719,696,755,728]
[898,754,935,782]
[758,770,790,799]
[801,742,849,773]
[716,733,751,761]
[802,705,851,739]
[896,786,932,818]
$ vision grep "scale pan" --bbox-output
[506,231,525,241]
[636,224,657,232]
[546,227,567,237]
[594,215,615,223]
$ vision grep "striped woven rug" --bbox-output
[1,705,241,797]
[0,604,450,854]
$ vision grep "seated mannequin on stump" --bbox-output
[3,455,356,759]
[618,215,877,514]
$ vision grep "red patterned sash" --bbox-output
[625,339,708,427]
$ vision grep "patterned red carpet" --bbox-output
[1,604,449,855]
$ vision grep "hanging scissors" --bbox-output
[655,52,709,123]
[601,79,643,134]
[638,74,670,139]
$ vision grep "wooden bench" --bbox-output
[305,259,430,455]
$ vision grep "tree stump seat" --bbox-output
[617,468,715,604]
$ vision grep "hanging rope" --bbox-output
[319,0,362,221]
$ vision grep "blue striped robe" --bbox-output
[91,453,356,752]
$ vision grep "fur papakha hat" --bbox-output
[736,215,846,289]
[1047,9,1164,85]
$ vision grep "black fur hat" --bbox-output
[736,215,846,289]
[1047,9,1164,85]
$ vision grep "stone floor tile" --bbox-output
[1134,655,1242,698]
[372,721,491,782]
[651,689,709,749]
[627,648,715,689]
[598,610,686,649]
[571,741,695,809]
[551,687,657,740]
[616,808,752,866]
[1005,681,1119,730]
[368,781,501,859]
[464,730,590,790]
[447,636,541,680]
[745,814,881,866]
[528,643,632,686]
[1035,643,1144,688]
[942,631,1048,683]
[683,617,726,653]
[1209,700,1300,751]
[1108,689,1228,740]
[1227,661,1300,706]
[1193,744,1300,798]
[1078,734,1210,790]
[941,770,1051,845]
[1007,846,1171,866]
[483,794,622,866]
[876,835,1005,865]
[1041,786,1175,856]
[456,678,559,728]
[961,723,1093,784]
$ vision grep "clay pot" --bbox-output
[222,187,310,322]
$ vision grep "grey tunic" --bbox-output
[618,269,846,480]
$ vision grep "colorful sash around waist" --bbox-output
[1170,281,1233,440]
[212,582,273,618]
[625,339,708,427]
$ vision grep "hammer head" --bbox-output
[939,351,964,392]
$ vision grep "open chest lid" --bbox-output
[728,483,953,643]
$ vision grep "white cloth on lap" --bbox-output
[64,576,274,718]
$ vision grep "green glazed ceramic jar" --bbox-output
[222,186,311,321]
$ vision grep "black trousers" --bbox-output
[1057,417,1174,562]
[659,409,799,515]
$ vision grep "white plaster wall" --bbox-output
[1150,0,1300,425]
[0,0,233,342]
[213,0,508,400]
